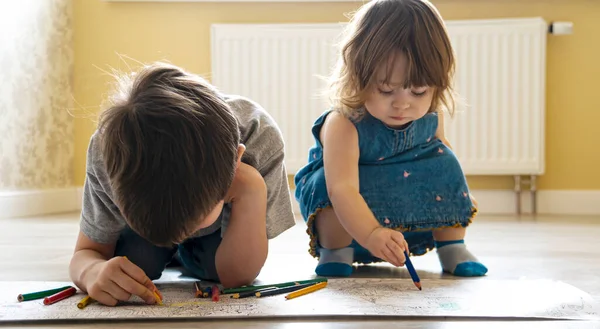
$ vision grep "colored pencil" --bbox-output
[222,277,327,294]
[211,285,220,302]
[231,287,277,299]
[194,282,203,298]
[77,296,93,309]
[255,282,316,298]
[17,285,74,302]
[152,289,163,305]
[285,281,327,300]
[43,286,77,305]
[125,255,165,303]
[404,250,422,290]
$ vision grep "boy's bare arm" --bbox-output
[215,163,268,288]
[69,231,114,290]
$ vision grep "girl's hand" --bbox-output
[364,227,409,267]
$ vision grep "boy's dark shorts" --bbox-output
[114,227,222,282]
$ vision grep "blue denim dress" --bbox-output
[294,110,477,263]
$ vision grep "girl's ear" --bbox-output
[236,144,246,167]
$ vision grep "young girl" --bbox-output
[294,0,488,278]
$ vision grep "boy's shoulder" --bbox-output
[80,130,128,244]
[223,94,272,121]
[223,94,285,169]
[223,94,281,138]
[221,94,295,239]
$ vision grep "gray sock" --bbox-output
[315,247,354,277]
[436,243,488,277]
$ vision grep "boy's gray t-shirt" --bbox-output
[80,95,296,244]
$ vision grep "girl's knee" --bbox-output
[433,226,466,241]
[315,207,352,249]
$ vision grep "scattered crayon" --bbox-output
[43,287,77,305]
[203,286,212,298]
[17,285,74,302]
[285,281,327,300]
[77,296,93,309]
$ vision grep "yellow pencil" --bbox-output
[77,295,93,309]
[153,290,163,305]
[124,256,163,306]
[285,281,327,300]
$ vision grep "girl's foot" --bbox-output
[315,247,354,277]
[435,240,488,277]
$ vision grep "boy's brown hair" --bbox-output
[329,0,456,120]
[98,62,240,246]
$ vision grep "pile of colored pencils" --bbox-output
[194,282,221,302]
[223,278,328,300]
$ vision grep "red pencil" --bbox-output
[43,287,77,305]
[211,284,220,302]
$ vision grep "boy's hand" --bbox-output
[364,227,409,267]
[83,257,160,306]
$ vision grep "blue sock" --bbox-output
[315,247,354,277]
[434,240,488,277]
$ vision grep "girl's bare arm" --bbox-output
[320,111,379,245]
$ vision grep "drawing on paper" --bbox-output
[1,278,598,322]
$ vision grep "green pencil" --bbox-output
[222,278,327,294]
[255,282,316,298]
[17,285,74,302]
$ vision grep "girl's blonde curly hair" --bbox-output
[328,0,457,120]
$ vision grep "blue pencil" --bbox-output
[404,250,422,290]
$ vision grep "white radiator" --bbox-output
[211,17,547,176]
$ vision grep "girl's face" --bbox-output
[364,52,434,129]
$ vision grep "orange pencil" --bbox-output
[194,282,203,298]
[285,281,327,300]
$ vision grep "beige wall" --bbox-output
[73,0,600,190]
[0,0,74,189]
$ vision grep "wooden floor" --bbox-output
[2,212,599,328]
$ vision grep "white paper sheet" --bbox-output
[1,278,598,322]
